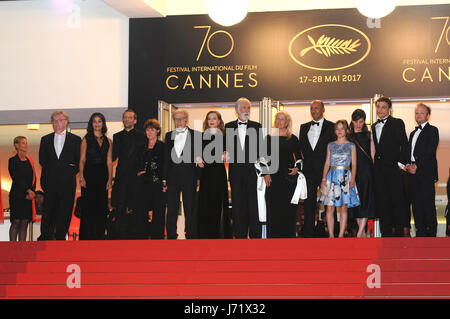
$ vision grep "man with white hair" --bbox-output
[39,110,81,240]
[225,97,262,238]
[162,109,202,239]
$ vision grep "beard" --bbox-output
[239,112,250,121]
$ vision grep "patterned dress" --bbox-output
[320,142,360,208]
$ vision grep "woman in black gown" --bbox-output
[264,111,302,238]
[349,109,376,237]
[79,113,113,240]
[8,136,36,241]
[136,119,166,239]
[196,111,231,239]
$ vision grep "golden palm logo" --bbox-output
[300,35,361,57]
[289,24,371,71]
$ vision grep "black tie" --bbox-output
[311,121,320,126]
[238,122,248,126]
[415,125,422,130]
[376,118,387,125]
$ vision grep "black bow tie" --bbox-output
[376,118,387,125]
[311,121,320,126]
[415,125,422,130]
[238,122,248,126]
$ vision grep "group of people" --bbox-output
[7,96,445,241]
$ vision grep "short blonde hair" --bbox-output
[274,111,293,138]
[13,136,27,150]
[50,110,70,123]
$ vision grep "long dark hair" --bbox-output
[86,112,107,136]
[349,109,368,134]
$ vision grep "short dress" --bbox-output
[320,142,360,208]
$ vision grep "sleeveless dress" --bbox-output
[79,134,109,240]
[320,142,360,208]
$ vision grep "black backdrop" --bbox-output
[129,5,450,126]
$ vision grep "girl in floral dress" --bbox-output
[320,120,360,238]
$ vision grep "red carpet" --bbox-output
[0,238,449,299]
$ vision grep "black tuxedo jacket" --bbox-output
[112,128,147,183]
[298,119,335,183]
[39,131,81,192]
[408,122,439,182]
[372,116,409,168]
[162,128,202,183]
[225,119,263,166]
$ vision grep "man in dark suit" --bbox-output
[112,109,146,239]
[298,100,335,238]
[225,97,263,239]
[372,96,409,237]
[162,109,202,239]
[39,111,81,240]
[406,103,439,237]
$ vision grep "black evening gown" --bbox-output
[197,133,232,239]
[266,135,301,238]
[8,155,35,221]
[136,140,166,239]
[349,132,376,219]
[80,134,109,240]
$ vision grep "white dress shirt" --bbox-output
[174,127,188,158]
[54,130,66,159]
[307,118,324,151]
[411,122,427,162]
[237,120,248,150]
[375,116,389,142]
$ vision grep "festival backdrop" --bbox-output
[129,4,450,123]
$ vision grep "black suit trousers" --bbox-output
[41,185,76,240]
[229,165,261,239]
[410,174,437,237]
[166,166,197,239]
[374,164,408,237]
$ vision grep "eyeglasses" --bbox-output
[174,117,186,121]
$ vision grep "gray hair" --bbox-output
[50,110,70,123]
[235,97,251,113]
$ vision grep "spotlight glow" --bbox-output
[355,0,397,19]
[208,0,248,27]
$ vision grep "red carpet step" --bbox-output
[0,238,449,299]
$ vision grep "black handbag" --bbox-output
[74,196,83,218]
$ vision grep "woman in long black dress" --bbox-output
[264,111,302,238]
[136,119,166,239]
[349,109,376,237]
[196,111,231,239]
[8,136,36,241]
[79,113,113,240]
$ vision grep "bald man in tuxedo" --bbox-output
[406,103,439,237]
[298,100,335,238]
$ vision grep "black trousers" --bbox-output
[41,186,76,240]
[166,168,197,239]
[302,175,320,238]
[374,164,408,237]
[410,174,437,237]
[113,179,139,239]
[229,165,261,239]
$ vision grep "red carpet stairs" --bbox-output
[1,238,449,298]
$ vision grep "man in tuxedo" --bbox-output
[162,109,202,239]
[372,96,409,237]
[225,97,263,239]
[39,111,81,240]
[406,103,439,237]
[112,109,146,239]
[298,100,335,238]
